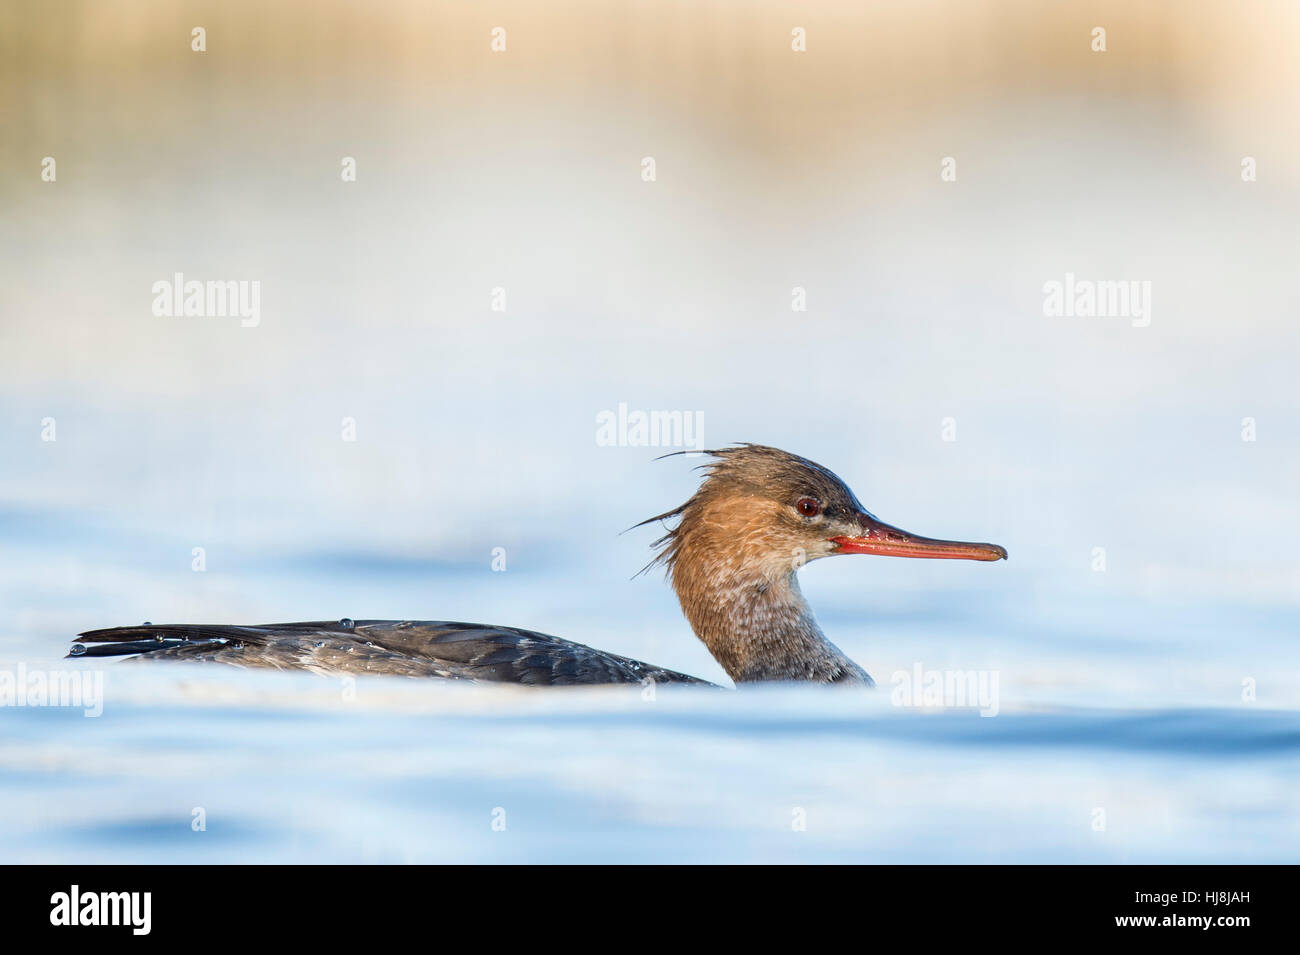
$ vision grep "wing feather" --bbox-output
[71,620,714,687]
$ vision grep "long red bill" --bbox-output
[831,514,1007,561]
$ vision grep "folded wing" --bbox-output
[71,619,714,687]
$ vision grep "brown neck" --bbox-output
[669,531,872,685]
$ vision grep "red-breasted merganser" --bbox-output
[70,445,1006,686]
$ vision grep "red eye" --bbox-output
[797,497,821,517]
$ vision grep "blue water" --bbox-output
[2,526,1297,863]
[4,673,1298,864]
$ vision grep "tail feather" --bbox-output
[71,623,270,659]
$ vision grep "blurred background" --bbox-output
[1,1,1298,862]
